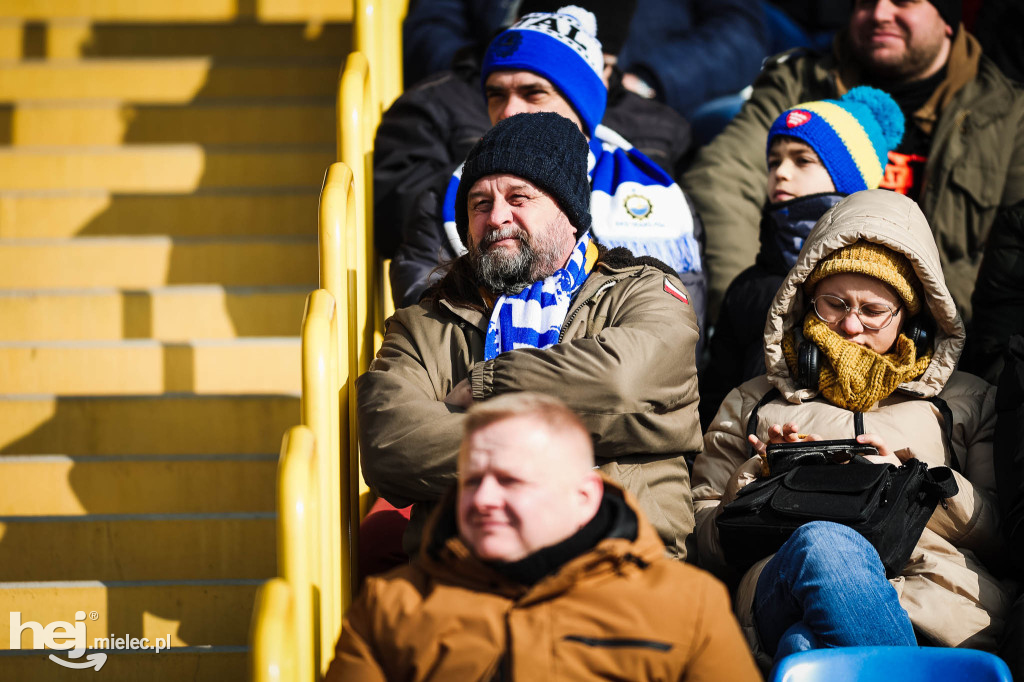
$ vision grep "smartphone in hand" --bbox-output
[765,439,880,476]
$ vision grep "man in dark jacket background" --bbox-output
[684,0,1024,321]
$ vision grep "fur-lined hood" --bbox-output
[763,189,965,401]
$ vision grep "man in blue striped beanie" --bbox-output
[391,5,710,354]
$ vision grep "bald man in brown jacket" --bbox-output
[328,393,759,682]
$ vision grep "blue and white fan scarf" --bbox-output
[484,232,598,360]
[441,125,701,276]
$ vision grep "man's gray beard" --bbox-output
[469,225,569,295]
[470,232,535,295]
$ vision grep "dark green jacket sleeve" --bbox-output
[965,200,1024,383]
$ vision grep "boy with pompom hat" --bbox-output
[701,86,905,427]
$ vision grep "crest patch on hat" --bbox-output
[490,31,523,58]
[786,110,812,128]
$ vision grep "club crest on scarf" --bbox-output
[484,232,598,360]
[588,127,701,275]
[624,194,653,220]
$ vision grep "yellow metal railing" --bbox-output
[275,426,318,682]
[355,0,407,112]
[249,578,297,682]
[317,161,366,531]
[251,2,408,679]
[336,48,385,523]
[299,290,346,673]
[338,51,378,367]
[316,163,353,368]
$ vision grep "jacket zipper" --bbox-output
[558,277,626,343]
[563,635,673,652]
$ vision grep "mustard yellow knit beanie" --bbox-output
[805,240,921,315]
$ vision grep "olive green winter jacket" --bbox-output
[356,249,702,559]
[684,28,1024,321]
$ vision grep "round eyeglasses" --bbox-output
[812,294,901,330]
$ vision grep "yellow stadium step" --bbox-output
[0,514,275,581]
[0,0,353,22]
[0,58,339,101]
[0,187,319,239]
[0,338,301,395]
[0,648,245,681]
[0,144,334,191]
[0,236,317,289]
[0,393,298,455]
[0,2,354,678]
[1,579,261,647]
[6,99,335,146]
[0,286,307,341]
[0,454,276,515]
[7,20,352,59]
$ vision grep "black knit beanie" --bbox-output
[455,112,592,245]
[928,0,961,29]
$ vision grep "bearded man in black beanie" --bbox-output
[685,0,1024,327]
[356,112,702,564]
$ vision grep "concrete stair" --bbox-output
[0,0,352,22]
[0,2,347,679]
[0,286,308,340]
[7,99,336,146]
[0,188,320,238]
[0,236,317,288]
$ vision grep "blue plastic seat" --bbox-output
[768,646,1012,682]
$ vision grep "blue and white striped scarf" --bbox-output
[441,125,702,277]
[484,232,598,360]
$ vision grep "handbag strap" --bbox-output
[747,387,781,458]
[927,465,961,498]
[928,396,962,474]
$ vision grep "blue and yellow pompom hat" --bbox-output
[481,5,606,137]
[766,86,905,194]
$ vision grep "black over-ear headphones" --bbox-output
[793,316,934,391]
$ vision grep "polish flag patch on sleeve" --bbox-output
[663,277,689,304]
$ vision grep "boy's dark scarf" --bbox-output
[757,192,845,274]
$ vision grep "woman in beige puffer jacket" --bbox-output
[692,190,1012,666]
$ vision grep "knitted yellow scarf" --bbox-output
[782,315,933,411]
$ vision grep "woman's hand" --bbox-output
[720,456,768,507]
[747,422,823,457]
[856,433,905,467]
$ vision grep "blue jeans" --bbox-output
[753,521,917,659]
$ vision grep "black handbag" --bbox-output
[715,456,959,577]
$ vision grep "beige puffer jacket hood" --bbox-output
[763,189,964,401]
